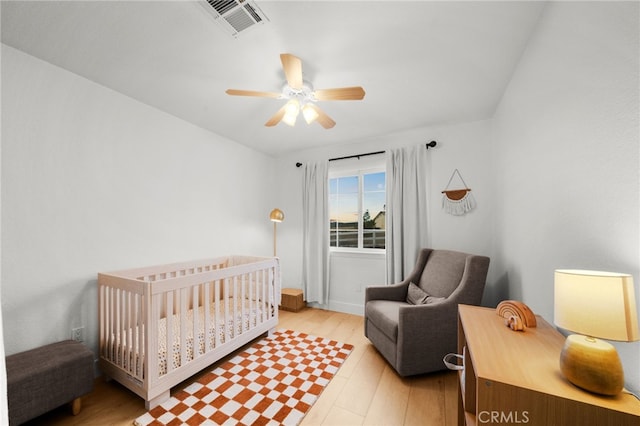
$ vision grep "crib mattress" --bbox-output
[109,299,265,377]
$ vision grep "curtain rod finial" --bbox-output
[426,141,437,149]
[296,162,302,168]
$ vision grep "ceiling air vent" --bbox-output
[200,0,269,38]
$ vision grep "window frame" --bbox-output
[329,166,386,254]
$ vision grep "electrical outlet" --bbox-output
[72,327,84,342]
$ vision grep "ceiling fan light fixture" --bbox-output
[282,99,300,126]
[302,104,319,124]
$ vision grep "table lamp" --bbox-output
[554,269,639,395]
[269,208,284,256]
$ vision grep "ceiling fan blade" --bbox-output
[280,53,303,90]
[226,89,281,99]
[307,104,336,129]
[265,104,288,127]
[314,86,366,101]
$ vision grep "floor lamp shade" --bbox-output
[270,208,284,223]
[269,208,284,256]
[554,269,639,395]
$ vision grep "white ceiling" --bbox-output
[1,1,546,156]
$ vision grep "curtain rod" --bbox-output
[295,140,437,167]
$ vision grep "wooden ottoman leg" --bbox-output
[71,397,82,415]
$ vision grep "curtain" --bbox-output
[302,160,330,304]
[386,144,429,284]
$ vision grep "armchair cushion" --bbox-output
[365,300,403,341]
[406,282,445,305]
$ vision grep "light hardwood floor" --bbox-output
[24,308,458,426]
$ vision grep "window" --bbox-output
[329,169,385,250]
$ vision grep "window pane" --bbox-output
[363,172,385,192]
[329,172,385,250]
[363,172,385,249]
[330,176,359,248]
[333,175,358,194]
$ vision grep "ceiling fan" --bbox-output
[226,53,365,129]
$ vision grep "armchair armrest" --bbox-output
[398,298,459,329]
[395,300,460,374]
[365,282,409,303]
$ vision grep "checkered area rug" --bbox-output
[134,329,353,426]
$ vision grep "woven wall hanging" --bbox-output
[442,169,476,216]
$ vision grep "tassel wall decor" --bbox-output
[442,169,476,216]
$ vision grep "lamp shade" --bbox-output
[302,104,319,124]
[282,100,300,127]
[269,208,284,223]
[554,269,639,342]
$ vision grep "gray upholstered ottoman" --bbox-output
[6,340,94,425]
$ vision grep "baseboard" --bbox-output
[328,300,364,316]
[305,300,364,316]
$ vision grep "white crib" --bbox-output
[98,255,280,409]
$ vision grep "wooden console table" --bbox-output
[457,305,640,426]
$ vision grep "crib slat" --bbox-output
[241,274,246,333]
[138,291,145,380]
[115,289,121,365]
[129,291,135,374]
[263,269,268,322]
[166,291,174,374]
[148,292,160,381]
[99,286,104,358]
[265,268,270,320]
[180,287,188,367]
[123,290,129,371]
[131,291,140,379]
[259,269,265,324]
[204,283,211,353]
[110,287,116,363]
[192,285,199,358]
[254,271,259,326]
[214,280,221,347]
[132,293,138,377]
[115,289,122,369]
[101,286,108,359]
[123,291,128,372]
[269,267,274,318]
[232,276,238,338]
[124,291,135,374]
[107,287,113,362]
[249,272,254,329]
[224,278,230,342]
[105,286,111,360]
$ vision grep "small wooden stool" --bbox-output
[280,288,306,312]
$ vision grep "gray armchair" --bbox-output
[365,248,490,376]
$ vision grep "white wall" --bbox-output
[274,120,494,314]
[492,1,639,393]
[1,45,276,357]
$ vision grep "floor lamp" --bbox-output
[269,208,284,256]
